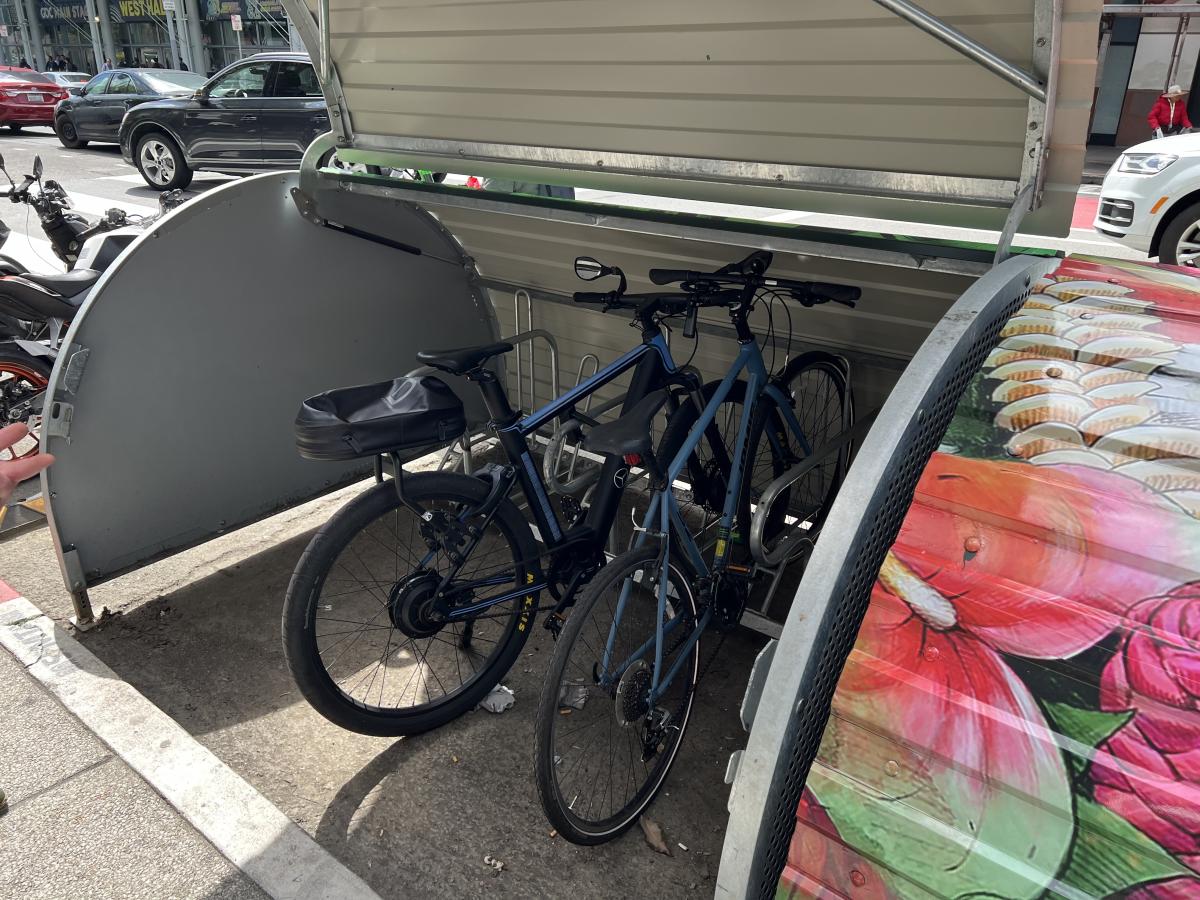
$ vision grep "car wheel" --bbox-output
[135,132,193,190]
[7,124,21,133]
[1159,201,1200,267]
[55,116,87,149]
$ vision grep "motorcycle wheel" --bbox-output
[0,349,51,461]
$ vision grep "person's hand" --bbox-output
[0,424,53,507]
[1155,127,1165,139]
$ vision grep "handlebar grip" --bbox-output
[648,268,697,286]
[804,282,861,306]
[573,291,611,303]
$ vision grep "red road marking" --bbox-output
[0,580,21,603]
[1072,195,1100,230]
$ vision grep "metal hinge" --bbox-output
[61,548,87,593]
[43,400,74,442]
[289,187,323,225]
[61,345,89,395]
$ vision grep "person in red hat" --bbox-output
[1148,84,1193,139]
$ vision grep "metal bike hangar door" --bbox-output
[36,1,1098,895]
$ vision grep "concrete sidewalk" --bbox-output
[0,631,267,900]
[0,588,381,900]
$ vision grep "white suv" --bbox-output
[1094,132,1200,266]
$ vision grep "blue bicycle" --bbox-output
[533,250,859,843]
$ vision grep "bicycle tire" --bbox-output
[743,351,852,548]
[658,379,749,518]
[282,472,538,736]
[534,546,699,844]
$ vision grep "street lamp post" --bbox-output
[81,0,104,72]
[162,0,180,68]
[95,0,116,68]
[21,0,45,71]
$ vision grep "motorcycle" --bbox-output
[0,152,184,271]
[0,154,185,461]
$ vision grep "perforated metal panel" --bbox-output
[715,252,1059,899]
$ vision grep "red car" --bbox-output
[0,68,68,131]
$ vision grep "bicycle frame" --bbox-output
[421,329,683,621]
[600,336,812,702]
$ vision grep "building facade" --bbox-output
[0,0,298,76]
[1091,1,1200,147]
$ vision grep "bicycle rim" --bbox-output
[537,548,698,842]
[291,477,531,728]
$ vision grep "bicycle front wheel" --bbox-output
[282,472,537,736]
[535,546,699,844]
[744,351,852,546]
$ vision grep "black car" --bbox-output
[118,52,330,190]
[54,68,207,149]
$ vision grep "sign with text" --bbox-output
[40,0,170,22]
[230,12,242,30]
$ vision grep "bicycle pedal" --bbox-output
[544,612,566,639]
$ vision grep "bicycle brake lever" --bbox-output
[683,304,698,339]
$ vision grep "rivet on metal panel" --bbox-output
[1036,36,1047,47]
[1028,121,1038,130]
[850,870,867,888]
[964,536,982,553]
[924,646,940,662]
[884,760,900,777]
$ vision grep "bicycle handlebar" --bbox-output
[572,289,739,312]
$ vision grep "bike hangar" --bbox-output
[35,1,1096,896]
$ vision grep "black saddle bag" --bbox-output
[295,375,466,461]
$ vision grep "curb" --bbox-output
[0,591,382,900]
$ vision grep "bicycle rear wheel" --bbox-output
[744,352,852,549]
[282,472,537,736]
[534,546,699,844]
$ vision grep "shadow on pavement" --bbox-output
[74,517,763,899]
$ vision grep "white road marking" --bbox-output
[0,595,383,900]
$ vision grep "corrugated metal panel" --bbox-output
[299,0,1100,234]
[425,201,975,423]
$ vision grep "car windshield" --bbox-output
[0,71,54,85]
[139,72,207,93]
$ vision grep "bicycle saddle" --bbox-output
[585,390,670,458]
[416,341,514,375]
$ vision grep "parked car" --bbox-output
[43,71,91,88]
[119,52,330,190]
[0,69,68,132]
[1093,131,1200,266]
[54,68,206,150]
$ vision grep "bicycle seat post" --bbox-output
[468,366,519,428]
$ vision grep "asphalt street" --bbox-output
[0,126,234,272]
